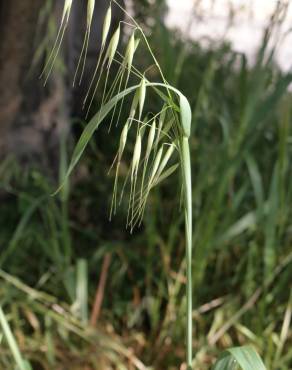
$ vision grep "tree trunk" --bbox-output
[0,0,68,174]
[0,0,124,174]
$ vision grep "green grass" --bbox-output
[0,1,292,369]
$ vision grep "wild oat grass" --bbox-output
[48,1,194,365]
[1,3,291,367]
[35,1,272,369]
[50,1,269,369]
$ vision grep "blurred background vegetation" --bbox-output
[0,0,291,369]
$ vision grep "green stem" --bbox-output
[181,136,193,369]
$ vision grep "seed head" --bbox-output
[129,90,139,119]
[102,5,112,47]
[149,146,163,185]
[155,106,167,147]
[156,143,175,179]
[62,0,73,24]
[134,38,140,52]
[107,25,120,66]
[138,78,146,119]
[87,0,95,29]
[145,119,156,160]
[125,33,135,73]
[132,133,142,179]
[118,122,129,161]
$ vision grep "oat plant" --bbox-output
[41,1,267,369]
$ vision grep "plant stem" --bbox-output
[181,136,193,369]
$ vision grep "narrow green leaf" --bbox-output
[246,154,264,209]
[76,259,88,324]
[0,306,32,370]
[213,346,267,370]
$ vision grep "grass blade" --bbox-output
[0,306,32,370]
[213,346,266,370]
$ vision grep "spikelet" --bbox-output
[131,133,142,180]
[73,0,96,86]
[132,145,163,226]
[132,143,176,225]
[110,122,129,219]
[85,23,120,118]
[138,78,146,120]
[98,25,120,110]
[128,89,139,123]
[145,119,156,161]
[83,4,112,109]
[149,146,163,185]
[102,5,112,48]
[134,38,141,52]
[124,33,135,76]
[127,132,142,230]
[107,31,137,131]
[87,0,95,28]
[139,119,156,213]
[110,32,137,130]
[41,0,73,83]
[156,143,175,180]
[62,0,73,23]
[155,105,167,148]
[136,143,174,225]
[107,25,121,68]
[118,122,129,161]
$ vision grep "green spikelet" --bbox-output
[102,5,112,48]
[40,0,73,84]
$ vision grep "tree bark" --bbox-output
[0,1,68,173]
[0,0,124,174]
